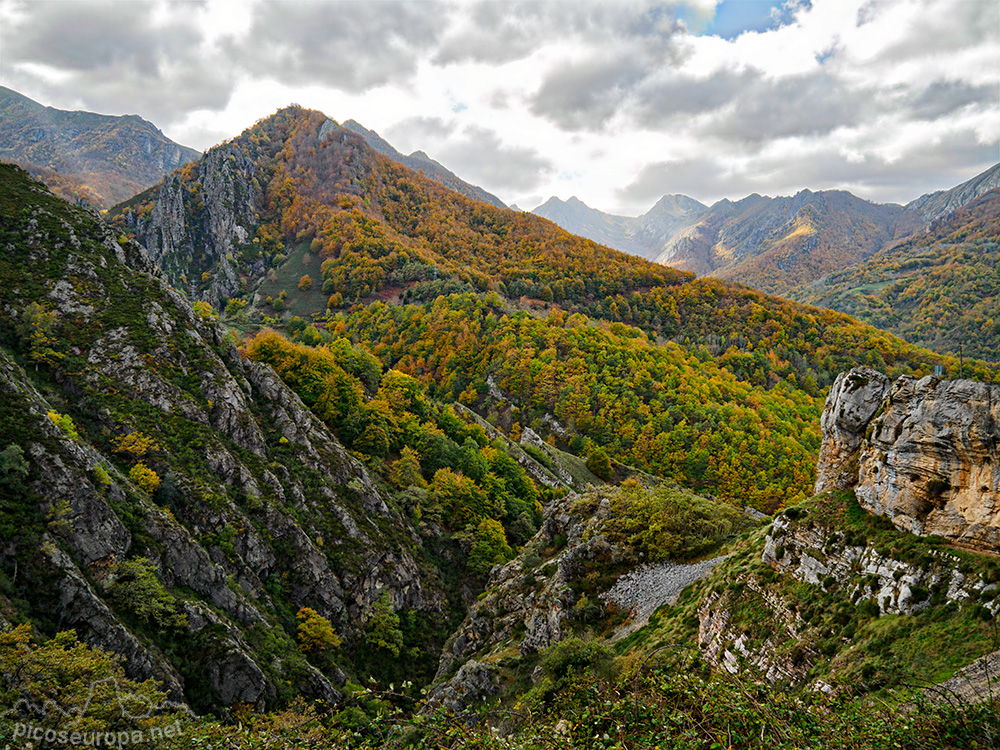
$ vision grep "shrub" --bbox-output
[586,448,613,480]
[92,463,111,488]
[47,410,79,441]
[193,299,217,321]
[608,480,742,562]
[128,462,161,495]
[366,592,403,657]
[540,637,614,682]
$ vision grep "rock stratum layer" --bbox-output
[817,368,1000,553]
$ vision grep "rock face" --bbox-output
[814,368,891,493]
[857,375,1000,552]
[816,367,1000,553]
[0,165,441,712]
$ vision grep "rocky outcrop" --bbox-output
[697,581,809,684]
[762,512,999,617]
[814,368,891,493]
[136,146,258,307]
[857,375,999,551]
[429,493,619,708]
[816,368,1000,553]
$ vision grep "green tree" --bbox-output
[296,607,342,653]
[0,444,29,487]
[586,448,613,481]
[467,518,513,575]
[366,591,403,657]
[388,446,424,489]
[19,301,62,368]
[0,625,185,736]
[107,558,186,631]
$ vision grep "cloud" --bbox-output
[908,81,998,121]
[529,54,654,131]
[434,0,693,66]
[701,71,875,144]
[227,1,444,92]
[0,0,995,213]
[1,0,232,123]
[386,119,554,192]
[384,116,456,143]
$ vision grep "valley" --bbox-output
[0,100,998,750]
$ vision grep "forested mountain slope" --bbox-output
[3,119,1000,749]
[653,189,923,295]
[109,106,996,514]
[0,87,199,209]
[0,164,461,711]
[792,189,1000,360]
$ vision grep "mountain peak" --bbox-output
[342,119,505,208]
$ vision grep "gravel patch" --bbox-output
[600,555,727,640]
[928,648,1000,705]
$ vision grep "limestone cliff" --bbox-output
[816,368,999,553]
[814,368,891,493]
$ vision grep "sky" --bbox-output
[1,0,997,216]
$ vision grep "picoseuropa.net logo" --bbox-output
[1,675,192,748]
[8,719,183,747]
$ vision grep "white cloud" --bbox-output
[0,0,996,215]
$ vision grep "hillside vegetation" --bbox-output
[792,189,1000,361]
[2,110,999,749]
[109,106,997,515]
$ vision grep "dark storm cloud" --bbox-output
[2,0,231,123]
[908,81,997,121]
[702,71,875,144]
[229,1,445,92]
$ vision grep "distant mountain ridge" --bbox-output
[342,119,507,209]
[531,193,707,260]
[791,188,1000,360]
[906,162,1000,223]
[654,188,924,295]
[533,163,1000,297]
[0,86,199,208]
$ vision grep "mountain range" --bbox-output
[0,87,200,209]
[531,193,707,260]
[531,162,1000,298]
